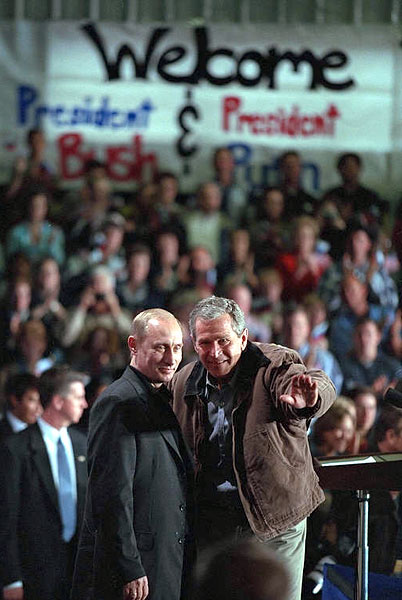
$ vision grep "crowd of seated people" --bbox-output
[1,132,402,596]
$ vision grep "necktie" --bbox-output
[57,436,76,542]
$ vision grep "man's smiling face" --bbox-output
[193,314,248,381]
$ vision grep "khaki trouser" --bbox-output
[262,518,307,600]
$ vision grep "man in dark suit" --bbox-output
[0,373,42,442]
[0,366,88,600]
[72,308,194,600]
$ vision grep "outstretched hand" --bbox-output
[279,374,318,410]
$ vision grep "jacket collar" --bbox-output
[184,341,270,402]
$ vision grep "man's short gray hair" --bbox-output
[189,296,246,340]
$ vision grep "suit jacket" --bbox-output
[0,422,87,600]
[72,366,194,600]
[0,415,13,442]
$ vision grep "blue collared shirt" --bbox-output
[37,417,77,505]
[204,373,237,492]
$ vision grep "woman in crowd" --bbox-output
[6,188,65,266]
[275,215,331,303]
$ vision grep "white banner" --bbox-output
[0,22,399,196]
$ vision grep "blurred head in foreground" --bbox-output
[192,536,290,600]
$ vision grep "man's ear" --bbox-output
[128,335,136,355]
[241,328,248,350]
[53,394,64,411]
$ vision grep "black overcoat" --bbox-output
[72,366,194,600]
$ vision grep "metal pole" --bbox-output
[89,0,100,21]
[391,0,401,24]
[355,490,370,600]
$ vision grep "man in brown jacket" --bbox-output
[170,296,336,600]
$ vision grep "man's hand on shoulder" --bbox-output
[279,374,318,410]
[123,576,149,600]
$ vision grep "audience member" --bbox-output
[147,171,186,247]
[225,282,271,343]
[0,275,33,362]
[6,188,65,266]
[0,366,87,600]
[275,215,331,303]
[278,150,318,219]
[328,272,395,360]
[70,324,127,383]
[339,317,402,396]
[252,268,284,342]
[322,153,386,226]
[122,181,157,241]
[0,320,57,404]
[248,186,289,269]
[319,220,399,316]
[4,129,54,206]
[177,245,217,296]
[63,265,132,351]
[309,397,356,458]
[304,397,356,586]
[217,228,258,291]
[151,228,185,305]
[0,373,41,439]
[326,404,402,577]
[0,252,32,301]
[303,293,330,350]
[117,244,160,313]
[346,386,378,454]
[213,146,247,226]
[282,304,343,394]
[182,182,231,264]
[67,165,113,252]
[31,256,67,359]
[315,196,348,261]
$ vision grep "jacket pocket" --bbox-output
[244,423,307,471]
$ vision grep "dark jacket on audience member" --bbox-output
[0,423,87,600]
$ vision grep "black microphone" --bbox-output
[383,387,402,409]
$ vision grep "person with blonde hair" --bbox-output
[309,397,356,457]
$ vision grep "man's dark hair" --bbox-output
[354,316,380,332]
[278,149,300,167]
[337,152,361,170]
[156,171,178,184]
[39,366,86,409]
[84,158,106,174]
[372,405,402,446]
[5,373,39,408]
[348,385,376,401]
[27,127,43,146]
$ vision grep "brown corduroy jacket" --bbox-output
[170,341,336,540]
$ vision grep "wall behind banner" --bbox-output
[0,20,401,206]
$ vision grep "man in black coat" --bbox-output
[72,308,194,600]
[0,366,88,600]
